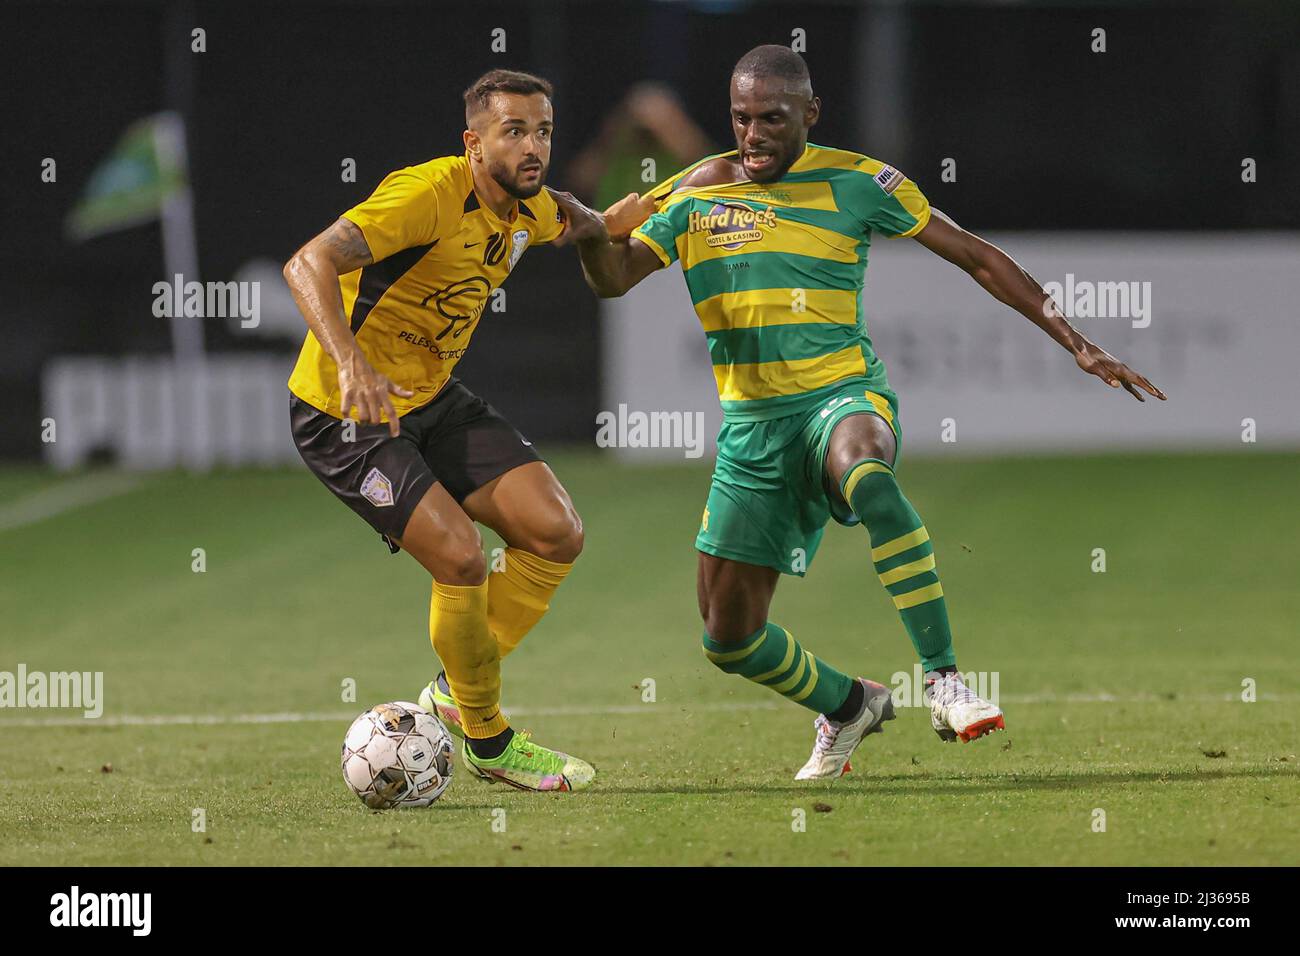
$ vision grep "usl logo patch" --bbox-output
[874,165,905,195]
[360,467,395,508]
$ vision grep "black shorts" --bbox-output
[289,379,542,549]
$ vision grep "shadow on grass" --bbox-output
[590,764,1299,798]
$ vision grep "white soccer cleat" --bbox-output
[795,678,896,780]
[925,670,1005,742]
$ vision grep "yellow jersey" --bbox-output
[288,153,566,419]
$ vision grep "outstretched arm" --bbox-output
[577,235,664,299]
[551,157,741,298]
[548,187,663,298]
[914,209,1166,402]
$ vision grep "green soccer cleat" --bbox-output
[417,672,493,780]
[417,672,465,739]
[462,731,596,792]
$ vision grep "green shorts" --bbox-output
[695,383,901,577]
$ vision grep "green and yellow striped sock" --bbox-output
[842,458,957,672]
[702,622,854,715]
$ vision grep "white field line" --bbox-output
[0,692,1295,728]
[0,473,146,533]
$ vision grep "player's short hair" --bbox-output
[732,45,813,97]
[463,69,554,125]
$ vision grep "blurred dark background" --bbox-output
[2,0,1297,461]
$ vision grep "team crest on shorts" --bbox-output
[360,467,395,508]
[508,229,530,270]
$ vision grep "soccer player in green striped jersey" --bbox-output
[551,45,1166,780]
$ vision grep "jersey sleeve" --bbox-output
[631,154,739,266]
[641,152,734,204]
[630,199,688,267]
[632,150,753,264]
[853,163,932,239]
[341,167,442,262]
[643,166,690,204]
[526,189,568,245]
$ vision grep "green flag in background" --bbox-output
[66,111,188,240]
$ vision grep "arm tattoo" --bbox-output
[323,218,374,270]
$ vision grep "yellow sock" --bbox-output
[428,579,508,739]
[487,548,574,659]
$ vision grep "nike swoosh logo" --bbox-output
[464,241,480,248]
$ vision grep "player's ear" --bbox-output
[806,95,821,129]
[463,127,482,162]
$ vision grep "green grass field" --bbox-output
[1,451,1297,866]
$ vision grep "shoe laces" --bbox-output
[929,673,977,708]
[811,714,841,756]
[507,730,565,770]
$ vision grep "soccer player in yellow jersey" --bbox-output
[284,70,606,792]
[562,46,1166,780]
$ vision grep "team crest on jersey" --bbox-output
[508,229,530,270]
[687,202,778,250]
[874,165,905,195]
[360,467,395,508]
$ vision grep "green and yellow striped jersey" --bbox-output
[631,142,931,422]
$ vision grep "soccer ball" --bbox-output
[341,701,455,809]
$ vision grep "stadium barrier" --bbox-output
[602,233,1300,457]
[42,354,297,470]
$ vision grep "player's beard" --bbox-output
[489,158,546,200]
[743,142,796,183]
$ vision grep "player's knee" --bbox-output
[441,550,487,586]
[701,605,763,646]
[827,418,896,491]
[434,533,488,585]
[524,509,584,564]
